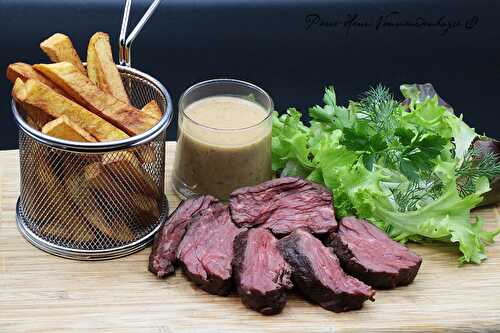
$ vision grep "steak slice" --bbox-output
[328,216,422,289]
[278,229,375,312]
[233,228,293,315]
[177,203,242,296]
[148,195,218,278]
[230,177,337,235]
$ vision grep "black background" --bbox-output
[1,0,499,150]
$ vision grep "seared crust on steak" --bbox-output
[233,228,293,315]
[149,195,218,278]
[328,217,422,289]
[230,177,337,235]
[177,203,243,296]
[279,229,375,312]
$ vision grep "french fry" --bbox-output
[8,63,68,129]
[130,193,160,222]
[87,32,130,103]
[86,165,160,226]
[16,99,54,130]
[86,37,98,87]
[12,78,128,142]
[34,62,159,136]
[14,79,159,165]
[6,62,67,95]
[136,145,156,164]
[40,33,86,75]
[41,220,95,243]
[141,100,162,121]
[42,115,97,142]
[36,152,96,242]
[103,151,159,197]
[84,151,159,197]
[25,115,39,130]
[84,152,160,225]
[133,101,163,163]
[66,175,135,242]
[136,100,163,165]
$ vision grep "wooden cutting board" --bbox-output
[1,142,499,333]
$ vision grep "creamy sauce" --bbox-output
[185,96,266,129]
[173,96,272,199]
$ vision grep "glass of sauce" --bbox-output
[172,79,274,199]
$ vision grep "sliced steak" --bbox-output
[177,203,242,296]
[278,229,375,312]
[149,195,218,278]
[328,216,422,289]
[233,228,293,315]
[230,177,337,235]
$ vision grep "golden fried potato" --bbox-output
[84,152,161,226]
[84,151,159,197]
[8,63,66,130]
[34,62,159,136]
[42,115,97,142]
[24,115,39,129]
[134,101,163,163]
[141,100,162,121]
[36,152,96,242]
[40,221,95,243]
[66,175,135,242]
[12,78,128,142]
[87,32,130,103]
[15,99,54,130]
[130,193,161,223]
[6,62,67,95]
[40,33,86,75]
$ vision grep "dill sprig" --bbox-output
[391,182,424,212]
[391,174,444,212]
[358,85,400,133]
[354,85,403,168]
[456,147,500,197]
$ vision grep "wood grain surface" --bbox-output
[1,142,499,333]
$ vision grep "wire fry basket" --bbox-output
[12,0,171,260]
[13,66,173,260]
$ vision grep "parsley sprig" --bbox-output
[340,85,447,182]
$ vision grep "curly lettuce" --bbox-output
[272,84,500,264]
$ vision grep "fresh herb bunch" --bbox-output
[341,85,449,182]
[358,85,400,134]
[272,83,500,264]
[456,148,500,197]
[391,173,444,212]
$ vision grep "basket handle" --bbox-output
[119,0,161,67]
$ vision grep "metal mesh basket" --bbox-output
[13,66,173,260]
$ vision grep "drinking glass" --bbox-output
[172,79,274,199]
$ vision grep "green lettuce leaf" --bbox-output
[354,175,492,263]
[316,132,360,216]
[402,96,453,138]
[272,83,499,264]
[445,113,477,163]
[271,109,313,172]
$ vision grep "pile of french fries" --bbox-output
[8,32,162,140]
[7,32,163,244]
